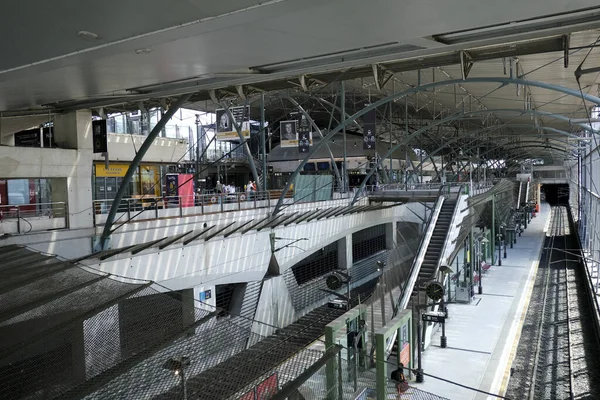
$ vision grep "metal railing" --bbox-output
[0,202,68,234]
[93,191,274,223]
[93,183,361,226]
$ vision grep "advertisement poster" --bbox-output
[140,165,160,196]
[256,373,278,400]
[400,343,411,368]
[297,115,312,154]
[166,174,178,197]
[362,109,376,150]
[215,106,251,141]
[279,120,297,148]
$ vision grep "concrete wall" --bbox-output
[0,146,78,178]
[251,276,296,337]
[84,201,426,291]
[92,133,188,163]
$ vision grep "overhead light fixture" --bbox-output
[76,30,99,40]
[135,47,153,55]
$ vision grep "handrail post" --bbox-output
[201,195,205,214]
[64,202,70,229]
[220,194,224,212]
[179,196,183,217]
[127,199,131,221]
[16,205,21,234]
[238,193,242,211]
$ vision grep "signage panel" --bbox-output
[92,120,108,153]
[215,106,251,141]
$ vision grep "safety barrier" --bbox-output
[0,202,68,234]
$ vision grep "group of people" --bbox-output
[211,180,258,202]
[214,181,236,195]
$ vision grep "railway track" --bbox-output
[506,206,600,400]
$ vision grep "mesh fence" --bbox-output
[230,347,450,400]
[0,253,266,400]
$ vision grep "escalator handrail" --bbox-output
[382,185,447,356]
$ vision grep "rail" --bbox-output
[92,188,358,226]
[0,202,68,234]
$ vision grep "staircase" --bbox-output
[519,182,527,208]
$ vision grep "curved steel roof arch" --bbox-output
[409,128,575,179]
[274,77,600,214]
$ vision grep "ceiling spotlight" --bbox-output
[135,47,153,55]
[76,30,99,40]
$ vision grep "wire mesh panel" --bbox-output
[352,225,387,262]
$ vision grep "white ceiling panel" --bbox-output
[1,0,600,112]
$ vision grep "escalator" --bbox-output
[419,199,456,280]
[388,196,458,361]
[516,181,529,210]
[516,182,523,209]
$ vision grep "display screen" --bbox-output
[317,162,330,171]
[303,163,316,171]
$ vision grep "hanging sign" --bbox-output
[215,106,251,141]
[92,120,108,153]
[362,109,376,150]
[280,120,298,148]
[297,114,313,154]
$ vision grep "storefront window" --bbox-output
[140,165,160,197]
[93,163,167,201]
[1,179,52,209]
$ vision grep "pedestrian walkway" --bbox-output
[413,203,551,400]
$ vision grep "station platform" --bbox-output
[414,202,551,400]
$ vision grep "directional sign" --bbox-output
[422,311,446,323]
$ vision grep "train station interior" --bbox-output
[1,1,600,399]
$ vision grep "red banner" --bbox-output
[178,174,195,207]
[239,390,255,400]
[256,373,278,400]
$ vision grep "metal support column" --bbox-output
[99,93,192,250]
[341,81,347,192]
[261,93,267,192]
[492,194,496,266]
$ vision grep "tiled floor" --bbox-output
[413,203,551,400]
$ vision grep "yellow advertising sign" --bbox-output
[95,163,129,177]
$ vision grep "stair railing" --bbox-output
[382,185,447,356]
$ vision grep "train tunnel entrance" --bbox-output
[541,184,569,206]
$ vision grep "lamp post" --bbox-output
[478,237,489,294]
[163,356,190,400]
[439,265,453,348]
[501,223,507,259]
[497,232,502,266]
